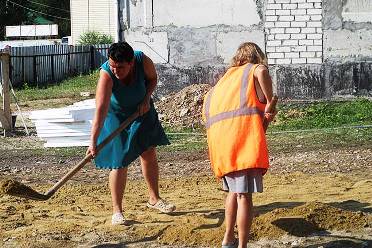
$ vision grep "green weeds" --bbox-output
[272,99,372,131]
[14,72,99,101]
[8,78,372,154]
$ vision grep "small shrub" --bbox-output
[78,31,113,45]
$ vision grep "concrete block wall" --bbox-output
[323,0,372,63]
[118,0,372,99]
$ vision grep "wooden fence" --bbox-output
[0,44,110,88]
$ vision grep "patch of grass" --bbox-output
[14,71,99,102]
[267,128,372,154]
[8,75,372,154]
[270,98,372,131]
[160,126,207,151]
[160,133,207,152]
[161,123,372,153]
[35,147,87,157]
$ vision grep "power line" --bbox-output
[25,0,70,13]
[6,0,70,21]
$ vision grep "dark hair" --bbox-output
[108,42,134,63]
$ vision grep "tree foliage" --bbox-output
[0,0,27,39]
[26,0,70,37]
[0,0,70,40]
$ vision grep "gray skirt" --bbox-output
[222,168,264,193]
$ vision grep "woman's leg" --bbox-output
[236,193,253,248]
[140,146,160,204]
[222,192,238,245]
[109,167,128,213]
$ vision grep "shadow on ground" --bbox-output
[304,235,371,248]
[330,200,372,214]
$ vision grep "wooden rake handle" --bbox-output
[263,95,278,133]
[45,111,140,198]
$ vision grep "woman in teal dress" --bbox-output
[87,42,175,225]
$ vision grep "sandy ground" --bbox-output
[0,128,371,248]
[1,171,371,248]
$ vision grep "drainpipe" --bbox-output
[126,0,130,30]
[87,0,90,31]
[117,0,122,41]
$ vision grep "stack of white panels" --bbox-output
[29,99,95,147]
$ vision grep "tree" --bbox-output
[78,31,113,45]
[0,0,70,40]
[25,0,70,37]
[0,0,28,40]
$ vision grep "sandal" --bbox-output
[111,212,126,225]
[147,199,176,213]
[222,238,238,248]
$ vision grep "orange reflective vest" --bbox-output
[202,63,269,178]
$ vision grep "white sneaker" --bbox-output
[111,212,126,225]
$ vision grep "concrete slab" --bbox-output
[324,29,372,62]
[216,30,265,63]
[153,0,260,27]
[168,28,219,66]
[342,0,372,23]
[124,31,169,64]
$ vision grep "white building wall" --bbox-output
[265,0,323,65]
[342,0,372,23]
[70,0,118,45]
[152,0,260,27]
[216,31,266,64]
[67,0,372,99]
[123,0,263,66]
[124,31,169,64]
[324,29,372,61]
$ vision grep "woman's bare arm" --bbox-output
[138,54,157,115]
[87,70,113,156]
[255,65,277,123]
[255,65,274,106]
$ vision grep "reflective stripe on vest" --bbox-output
[204,64,264,129]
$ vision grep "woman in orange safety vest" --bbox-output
[202,42,276,248]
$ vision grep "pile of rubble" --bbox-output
[155,84,211,129]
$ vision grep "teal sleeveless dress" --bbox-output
[93,51,170,169]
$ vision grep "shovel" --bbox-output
[0,111,139,201]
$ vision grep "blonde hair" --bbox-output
[230,42,268,67]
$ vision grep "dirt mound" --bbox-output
[251,201,371,240]
[157,201,371,246]
[155,84,211,129]
[0,179,49,200]
[158,216,225,246]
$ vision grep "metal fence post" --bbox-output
[51,54,55,82]
[33,55,37,85]
[90,45,95,72]
[68,47,71,75]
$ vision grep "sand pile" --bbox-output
[158,201,371,246]
[158,213,225,246]
[0,178,49,200]
[0,179,27,196]
[251,201,371,241]
[155,84,211,129]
